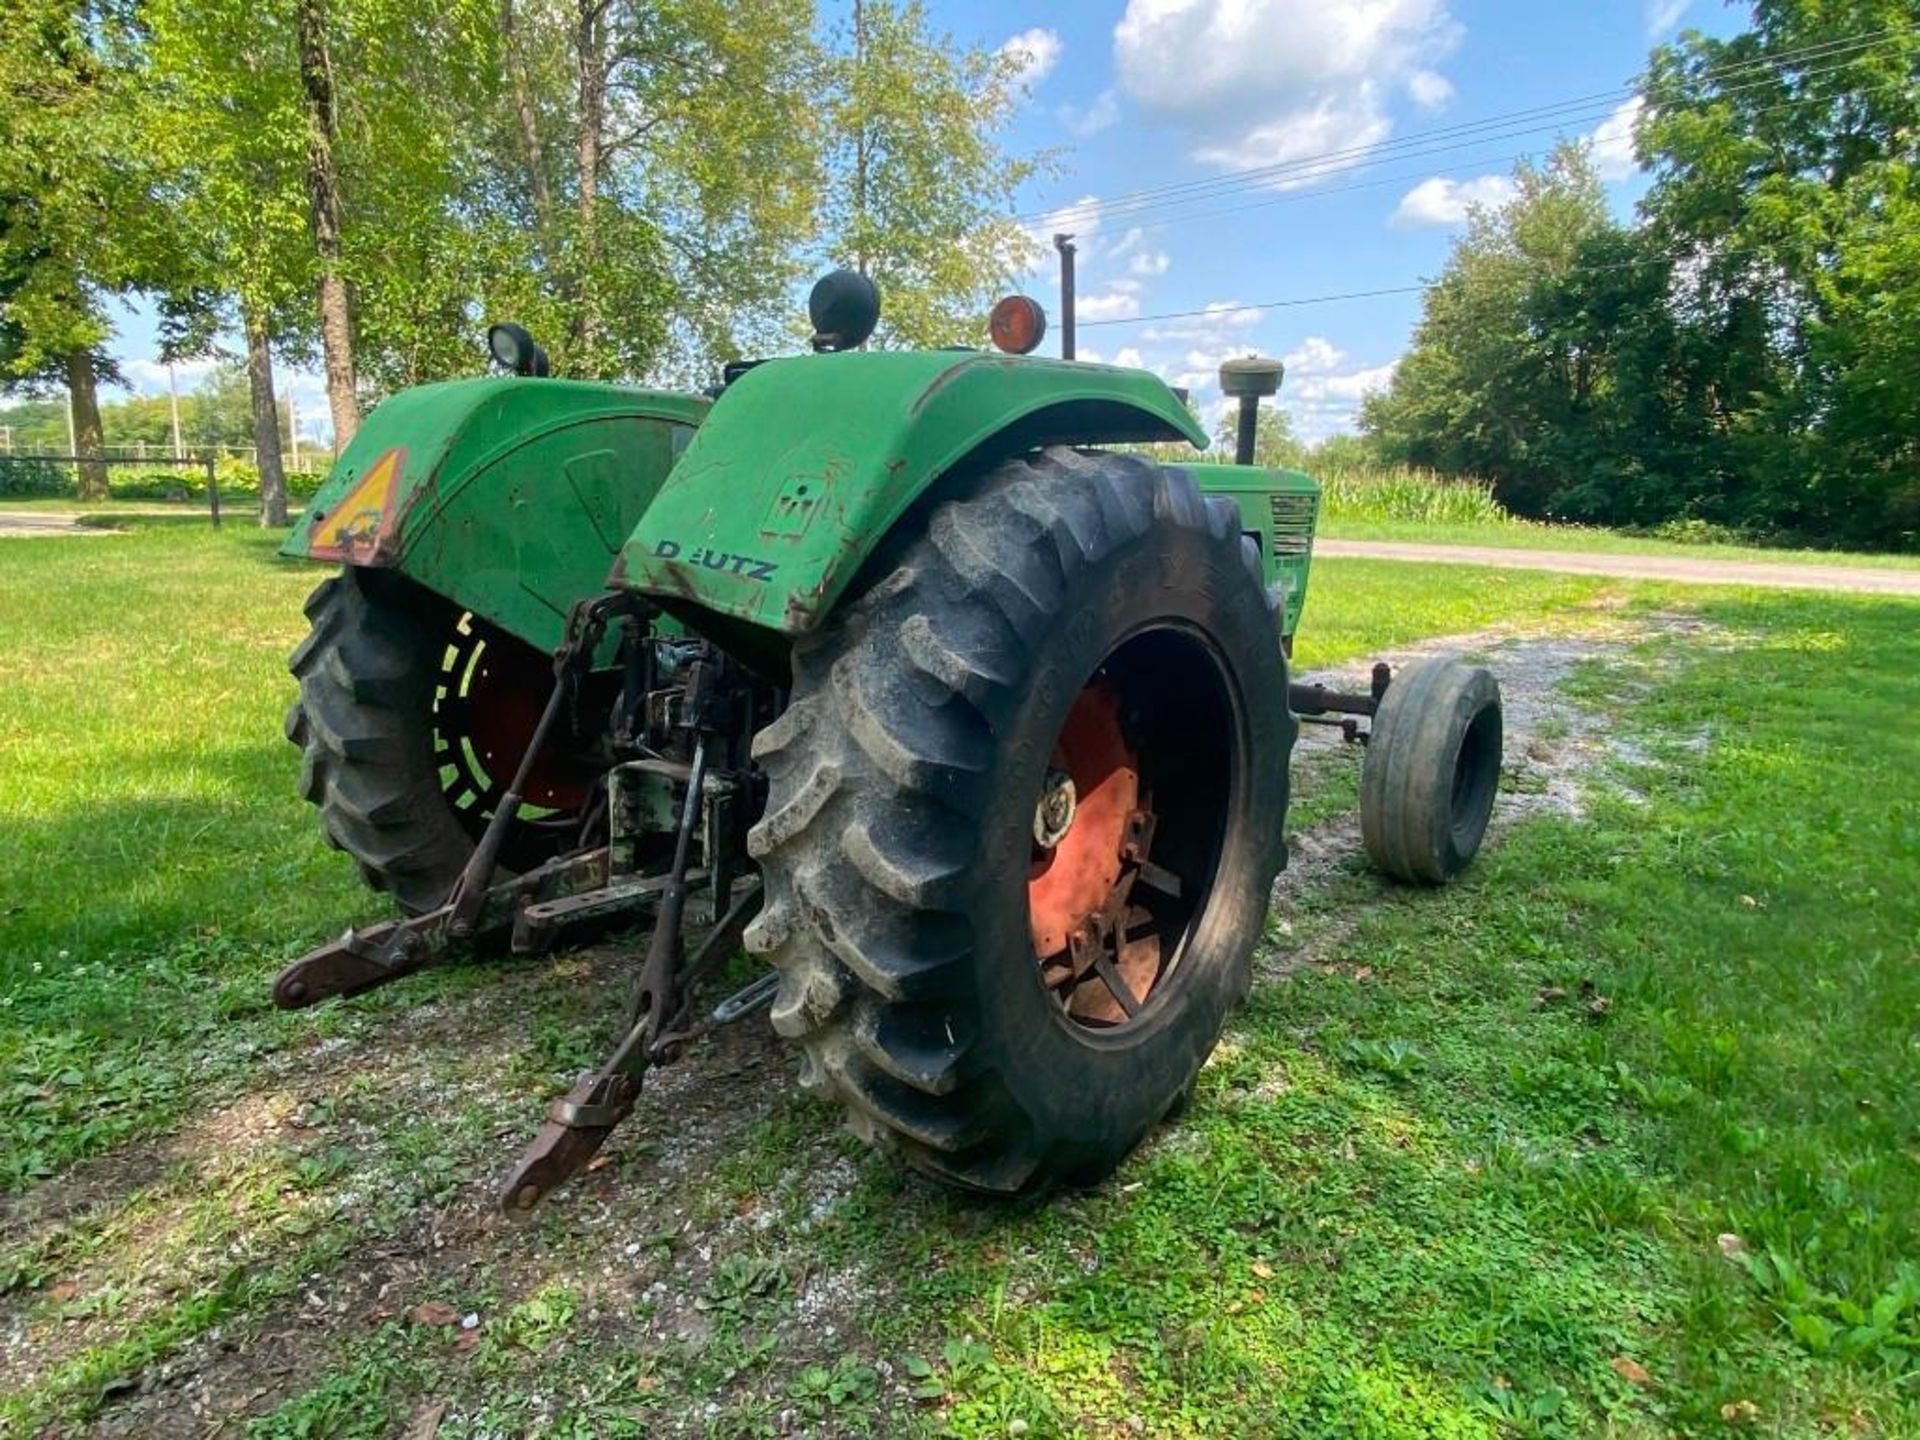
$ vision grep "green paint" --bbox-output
[281,377,706,651]
[276,353,1330,663]
[1179,461,1322,641]
[615,349,1207,634]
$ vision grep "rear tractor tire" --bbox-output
[1359,658,1503,884]
[286,568,597,914]
[746,448,1296,1194]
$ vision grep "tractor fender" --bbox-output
[282,377,707,652]
[614,350,1206,640]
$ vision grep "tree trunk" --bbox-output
[501,0,554,232]
[65,347,109,501]
[296,0,361,448]
[246,307,290,527]
[572,0,606,361]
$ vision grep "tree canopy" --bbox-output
[0,0,1044,509]
[1363,0,1919,549]
[1367,0,1920,552]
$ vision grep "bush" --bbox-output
[107,470,201,501]
[0,458,71,497]
[1639,517,1764,548]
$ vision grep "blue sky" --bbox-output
[977,0,1742,440]
[97,0,1743,447]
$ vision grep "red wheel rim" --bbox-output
[433,613,594,819]
[1028,681,1167,1027]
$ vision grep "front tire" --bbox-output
[1359,658,1503,883]
[746,449,1295,1194]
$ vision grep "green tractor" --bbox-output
[276,274,1503,1213]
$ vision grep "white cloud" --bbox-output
[1113,0,1461,187]
[1113,346,1146,369]
[999,27,1063,89]
[1076,289,1143,322]
[119,356,218,395]
[1193,92,1393,180]
[1408,68,1453,109]
[1282,336,1347,376]
[1024,195,1101,272]
[1390,173,1514,226]
[1127,248,1170,278]
[1646,0,1690,36]
[1059,88,1121,137]
[1589,95,1645,182]
[1170,345,1261,395]
[1141,301,1262,344]
[1285,354,1399,441]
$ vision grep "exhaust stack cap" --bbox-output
[1218,355,1284,399]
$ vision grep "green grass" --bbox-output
[1290,561,1621,671]
[2,529,1916,1436]
[0,529,1617,1189]
[846,589,1920,1437]
[1305,463,1920,569]
[0,528,376,1187]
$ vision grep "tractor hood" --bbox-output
[616,349,1206,636]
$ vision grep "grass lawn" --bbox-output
[1,527,1915,1436]
[1317,515,1920,571]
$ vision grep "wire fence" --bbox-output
[0,441,335,472]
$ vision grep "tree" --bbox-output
[144,0,316,522]
[820,1,1043,347]
[456,0,820,383]
[294,0,361,446]
[1639,0,1920,545]
[1362,145,1637,515]
[0,0,160,498]
[1359,6,1918,549]
[1211,399,1307,470]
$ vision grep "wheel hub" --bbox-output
[1027,684,1139,963]
[1033,767,1078,848]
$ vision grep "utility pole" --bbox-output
[286,386,301,469]
[65,387,79,490]
[168,363,184,460]
[1053,233,1077,361]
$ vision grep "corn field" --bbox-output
[1313,465,1513,526]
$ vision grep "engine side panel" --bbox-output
[1176,462,1321,640]
[614,350,1207,635]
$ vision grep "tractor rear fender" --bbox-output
[281,377,707,652]
[614,350,1206,647]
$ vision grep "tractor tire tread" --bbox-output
[746,447,1285,1194]
[286,569,474,914]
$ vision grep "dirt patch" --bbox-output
[1267,616,1700,968]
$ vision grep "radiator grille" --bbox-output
[1268,491,1318,555]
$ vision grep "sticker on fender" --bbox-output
[651,539,779,582]
[309,447,406,561]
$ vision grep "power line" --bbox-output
[1079,285,1431,330]
[1040,40,1884,231]
[1077,250,1688,331]
[1092,58,1901,242]
[1025,28,1892,226]
[1021,27,1896,230]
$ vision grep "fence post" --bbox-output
[205,453,221,529]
